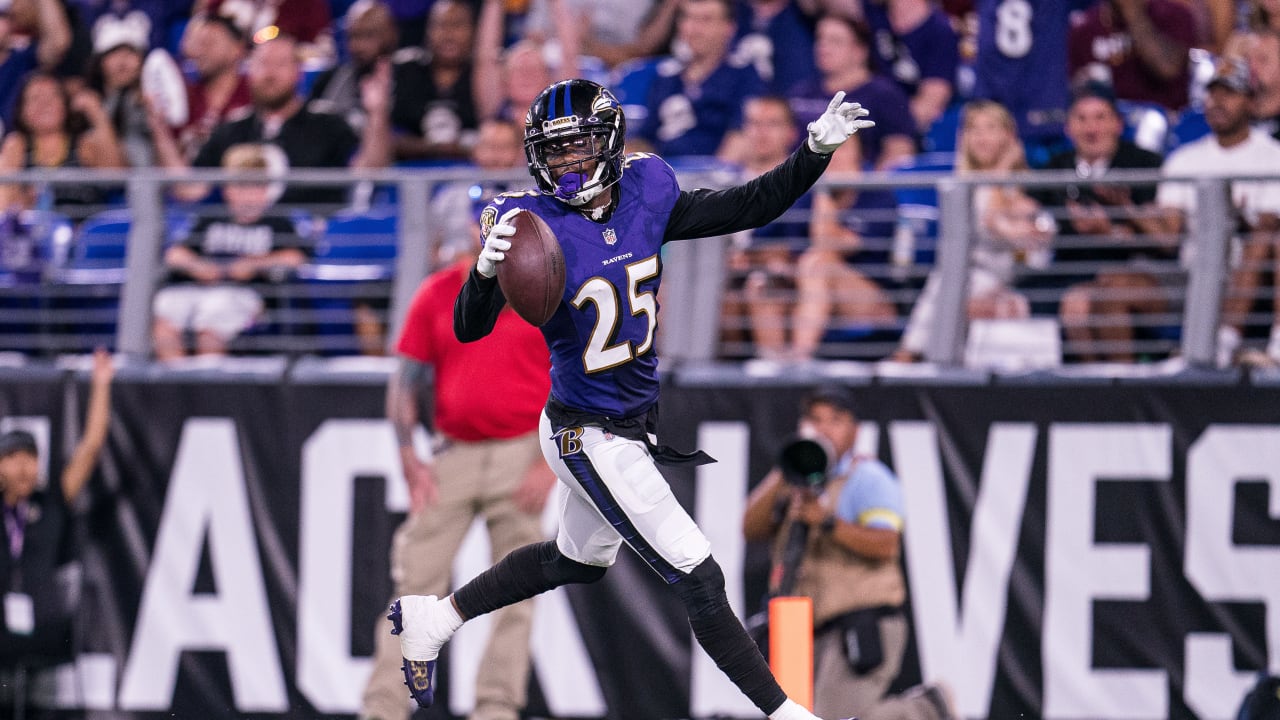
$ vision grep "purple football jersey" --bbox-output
[482,153,681,417]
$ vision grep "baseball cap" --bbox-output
[1207,57,1253,95]
[1069,79,1119,112]
[93,11,151,55]
[0,429,38,459]
[801,385,858,417]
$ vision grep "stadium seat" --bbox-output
[888,153,955,267]
[0,212,74,353]
[299,207,398,281]
[1169,108,1209,149]
[922,104,962,154]
[296,208,399,354]
[0,211,73,285]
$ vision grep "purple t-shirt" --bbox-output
[636,56,766,157]
[733,1,818,96]
[864,3,959,98]
[788,76,915,168]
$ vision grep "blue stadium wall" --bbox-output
[2,369,1276,720]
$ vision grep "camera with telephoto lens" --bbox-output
[778,434,833,490]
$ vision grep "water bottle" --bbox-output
[892,216,915,282]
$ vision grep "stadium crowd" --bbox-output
[0,0,1277,366]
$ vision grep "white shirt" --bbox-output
[1157,128,1280,227]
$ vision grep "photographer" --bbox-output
[742,386,955,720]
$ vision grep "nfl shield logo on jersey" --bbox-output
[603,228,618,245]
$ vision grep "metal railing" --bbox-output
[0,165,1261,370]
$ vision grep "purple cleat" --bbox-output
[388,600,437,708]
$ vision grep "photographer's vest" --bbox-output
[770,458,907,626]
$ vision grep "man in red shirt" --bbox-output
[359,205,555,720]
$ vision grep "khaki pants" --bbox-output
[813,614,943,720]
[361,431,546,720]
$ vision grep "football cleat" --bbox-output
[388,600,437,708]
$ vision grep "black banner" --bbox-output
[7,371,1278,720]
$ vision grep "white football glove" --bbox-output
[476,208,518,278]
[806,91,875,155]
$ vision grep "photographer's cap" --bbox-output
[802,385,857,416]
[0,429,38,459]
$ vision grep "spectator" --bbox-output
[522,0,679,70]
[429,118,524,266]
[636,0,766,160]
[307,0,398,133]
[1247,30,1280,140]
[151,142,310,360]
[388,0,431,49]
[0,72,124,209]
[472,0,580,125]
[1038,82,1170,363]
[359,195,555,720]
[720,95,816,358]
[195,0,336,61]
[1067,0,1197,112]
[171,12,252,161]
[895,99,1056,361]
[389,0,478,162]
[86,10,157,167]
[971,0,1074,146]
[1154,58,1280,366]
[862,0,959,134]
[1,349,113,689]
[732,0,819,96]
[0,0,72,132]
[1247,0,1280,37]
[786,13,915,171]
[742,386,956,720]
[789,145,900,360]
[157,34,392,204]
[76,1,194,56]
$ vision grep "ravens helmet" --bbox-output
[524,79,626,206]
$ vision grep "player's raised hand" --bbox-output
[806,91,875,155]
[476,207,518,278]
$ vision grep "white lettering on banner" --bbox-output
[691,422,758,718]
[119,418,287,712]
[1184,426,1280,719]
[892,421,1036,719]
[297,419,404,713]
[1044,424,1170,720]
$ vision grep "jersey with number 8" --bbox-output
[975,0,1071,138]
[479,153,673,417]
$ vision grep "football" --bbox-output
[496,210,565,326]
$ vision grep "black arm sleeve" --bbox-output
[453,268,507,342]
[663,143,833,241]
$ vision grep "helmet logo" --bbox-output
[542,115,579,132]
[592,92,617,114]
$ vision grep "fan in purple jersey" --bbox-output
[386,76,876,720]
[635,0,767,160]
[786,14,916,171]
[863,0,959,133]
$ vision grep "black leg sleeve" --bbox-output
[673,557,788,716]
[453,540,607,619]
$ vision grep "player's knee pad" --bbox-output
[538,540,608,586]
[673,556,729,621]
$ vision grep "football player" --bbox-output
[391,78,872,720]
